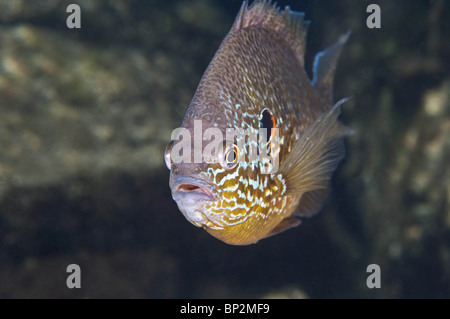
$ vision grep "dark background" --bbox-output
[0,0,449,298]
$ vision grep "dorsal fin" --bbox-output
[231,0,310,67]
[312,31,351,103]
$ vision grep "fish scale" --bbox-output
[165,0,352,245]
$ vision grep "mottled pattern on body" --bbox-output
[165,0,351,245]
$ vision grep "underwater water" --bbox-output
[0,0,449,298]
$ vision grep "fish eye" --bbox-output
[164,140,174,170]
[225,145,239,164]
[218,141,239,169]
[259,108,276,143]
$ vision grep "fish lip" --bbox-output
[171,176,218,202]
[171,176,223,229]
[187,213,224,230]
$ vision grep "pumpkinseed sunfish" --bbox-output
[164,0,352,245]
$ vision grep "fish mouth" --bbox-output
[172,176,217,202]
[171,176,223,230]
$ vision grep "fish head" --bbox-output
[164,114,285,245]
[169,173,221,230]
[164,123,248,230]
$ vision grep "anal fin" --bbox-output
[294,187,329,218]
[265,217,302,239]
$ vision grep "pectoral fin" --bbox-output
[278,98,353,196]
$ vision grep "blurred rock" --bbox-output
[262,287,309,299]
[327,0,450,298]
[0,0,59,22]
[0,0,229,188]
[0,249,179,298]
[0,0,232,298]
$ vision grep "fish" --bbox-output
[164,0,352,245]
